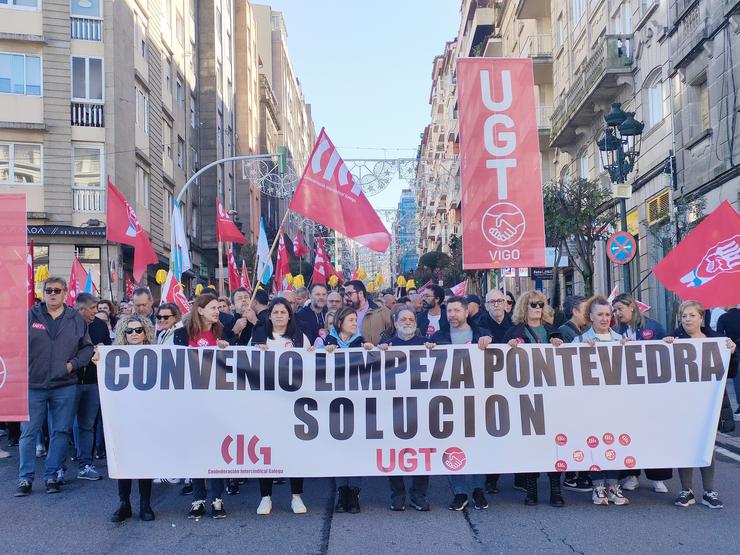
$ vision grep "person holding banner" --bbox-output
[313,310,337,348]
[430,296,493,511]
[250,297,313,515]
[574,296,630,506]
[665,300,736,510]
[103,314,157,522]
[611,293,672,494]
[504,291,565,507]
[379,307,433,511]
[173,294,229,519]
[323,306,376,513]
[155,303,182,345]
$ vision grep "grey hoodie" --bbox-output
[28,303,94,390]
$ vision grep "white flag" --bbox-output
[256,218,273,285]
[170,202,191,280]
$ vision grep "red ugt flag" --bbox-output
[240,260,252,292]
[216,197,247,244]
[227,246,241,292]
[274,233,292,292]
[67,257,88,305]
[310,237,340,285]
[289,129,391,252]
[653,201,740,308]
[293,229,310,257]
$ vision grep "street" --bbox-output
[1,434,739,554]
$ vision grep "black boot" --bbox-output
[347,487,361,514]
[111,499,132,522]
[140,499,155,521]
[549,474,564,507]
[335,486,349,513]
[524,475,538,506]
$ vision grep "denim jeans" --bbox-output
[19,385,77,483]
[389,475,429,500]
[192,478,225,502]
[448,474,485,495]
[73,384,100,468]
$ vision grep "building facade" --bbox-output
[396,188,419,274]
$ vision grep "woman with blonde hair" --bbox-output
[106,314,156,522]
[504,290,564,507]
[664,300,736,509]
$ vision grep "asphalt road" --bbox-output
[1,435,739,555]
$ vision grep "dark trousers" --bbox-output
[118,479,152,504]
[7,422,20,444]
[192,478,224,502]
[389,475,429,500]
[259,478,303,496]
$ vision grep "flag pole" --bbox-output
[250,210,290,303]
[217,241,225,298]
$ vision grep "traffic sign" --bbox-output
[606,232,637,265]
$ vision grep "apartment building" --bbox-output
[395,188,419,274]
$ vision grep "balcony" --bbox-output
[550,35,633,148]
[73,188,104,212]
[70,16,103,41]
[520,34,553,84]
[461,1,495,57]
[516,0,550,19]
[670,1,710,71]
[71,102,104,127]
[537,105,553,130]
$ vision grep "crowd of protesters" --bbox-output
[1,275,738,521]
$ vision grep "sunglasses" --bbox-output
[125,327,145,335]
[529,302,545,309]
[45,288,63,295]
[156,314,173,320]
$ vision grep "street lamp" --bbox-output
[597,102,644,293]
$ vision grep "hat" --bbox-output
[466,294,482,306]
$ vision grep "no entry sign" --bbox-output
[607,232,637,264]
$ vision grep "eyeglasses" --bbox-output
[529,302,545,309]
[344,291,357,297]
[44,288,63,295]
[156,314,173,320]
[125,327,145,335]
[506,300,514,306]
[486,299,505,305]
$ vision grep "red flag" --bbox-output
[162,270,191,315]
[216,197,247,244]
[310,237,341,285]
[126,273,136,299]
[240,260,252,292]
[653,201,740,308]
[415,279,434,294]
[106,178,158,281]
[274,233,291,292]
[293,229,310,257]
[27,240,35,308]
[450,279,468,296]
[289,129,390,252]
[67,257,88,305]
[227,246,241,292]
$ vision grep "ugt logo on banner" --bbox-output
[457,58,546,269]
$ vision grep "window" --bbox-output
[216,7,222,37]
[175,10,184,45]
[0,0,40,10]
[0,143,42,184]
[135,165,149,208]
[70,0,101,16]
[698,80,709,130]
[646,75,668,128]
[73,146,103,188]
[190,205,198,236]
[571,0,585,24]
[163,56,172,94]
[163,119,172,160]
[188,39,196,74]
[177,136,184,168]
[0,53,41,95]
[579,150,589,178]
[134,11,147,60]
[163,188,173,223]
[161,0,171,27]
[176,78,184,107]
[554,15,564,48]
[72,57,102,100]
[689,76,710,137]
[190,146,197,175]
[190,94,196,127]
[135,85,149,134]
[216,62,222,94]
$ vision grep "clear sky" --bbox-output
[261,0,460,212]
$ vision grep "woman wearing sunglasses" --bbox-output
[104,314,157,522]
[173,293,230,519]
[504,290,565,508]
[155,303,182,345]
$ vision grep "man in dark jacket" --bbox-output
[296,283,329,344]
[558,295,587,343]
[73,293,110,481]
[477,289,513,343]
[417,284,448,338]
[16,277,94,496]
[717,306,740,415]
[228,287,257,346]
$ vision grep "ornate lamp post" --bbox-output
[597,102,644,293]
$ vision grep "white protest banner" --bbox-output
[97,339,730,479]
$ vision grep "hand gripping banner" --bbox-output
[457,58,546,269]
[98,340,730,478]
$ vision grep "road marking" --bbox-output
[715,446,740,463]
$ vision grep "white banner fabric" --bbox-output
[97,339,730,479]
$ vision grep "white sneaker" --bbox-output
[256,496,272,515]
[0,448,10,459]
[608,484,630,506]
[291,494,307,514]
[592,485,608,505]
[653,480,668,493]
[620,475,639,491]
